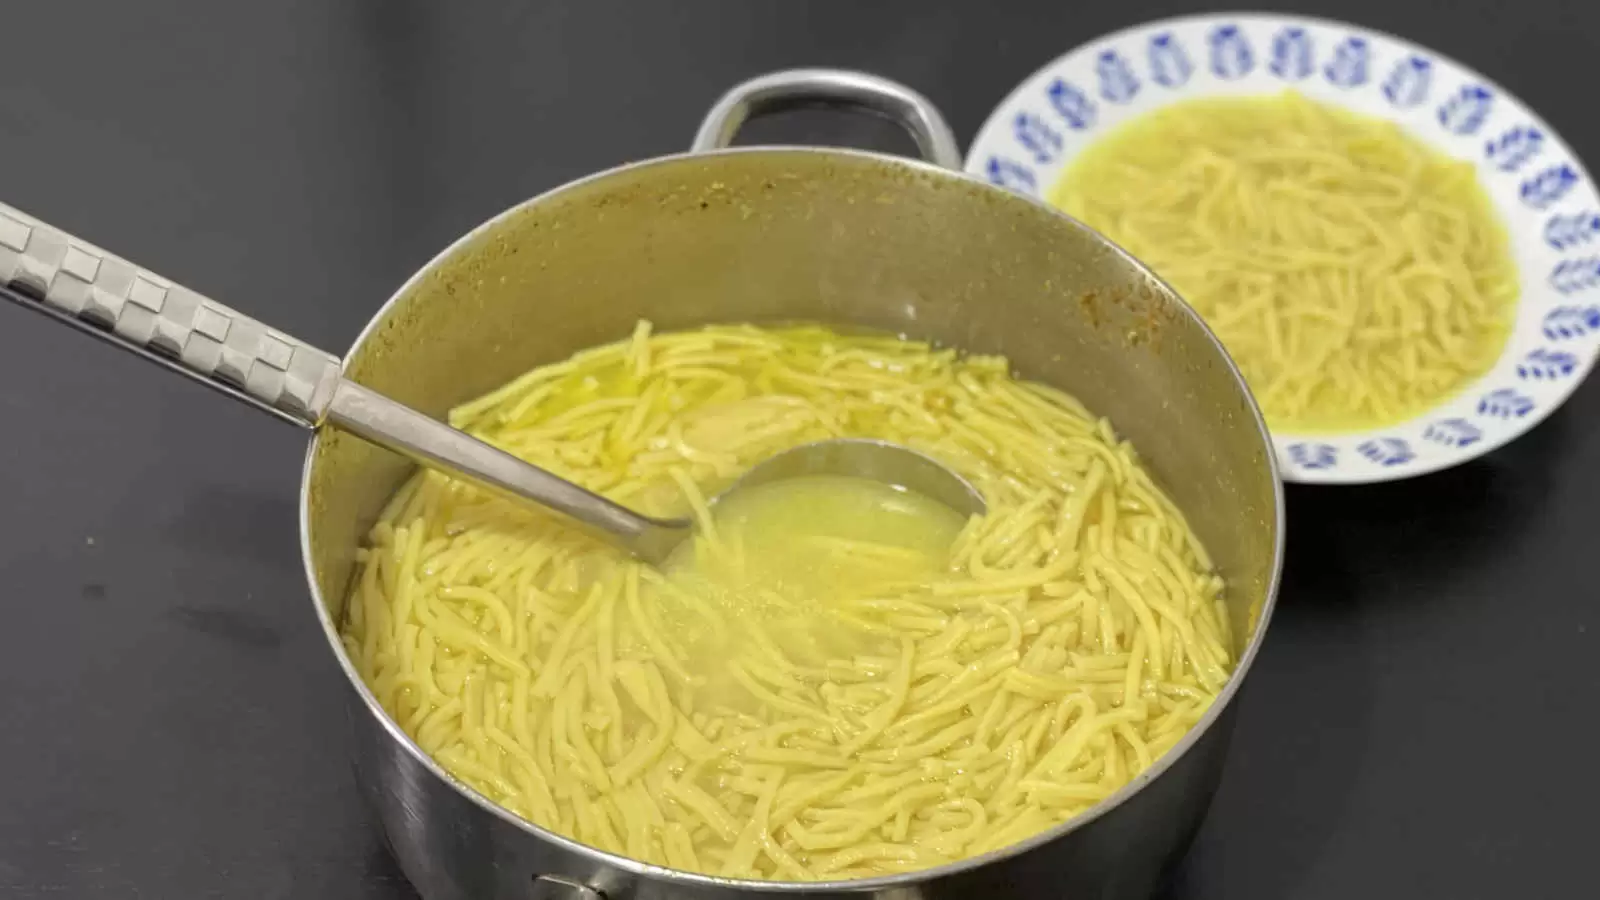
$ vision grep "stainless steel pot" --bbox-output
[298,70,1284,899]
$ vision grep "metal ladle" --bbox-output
[0,201,985,563]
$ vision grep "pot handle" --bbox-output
[690,68,963,170]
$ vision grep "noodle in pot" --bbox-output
[340,323,1233,880]
[1054,91,1519,432]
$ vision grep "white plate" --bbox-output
[966,13,1600,484]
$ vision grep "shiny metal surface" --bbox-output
[691,69,963,169]
[726,438,988,520]
[301,68,1284,900]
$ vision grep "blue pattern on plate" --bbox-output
[1382,56,1432,107]
[1047,79,1097,130]
[1013,112,1063,164]
[1096,51,1140,103]
[1517,348,1580,379]
[1324,36,1370,87]
[1549,258,1600,294]
[985,156,1037,193]
[1543,306,1600,339]
[1438,85,1493,134]
[1288,442,1337,470]
[1544,213,1600,250]
[1485,126,1544,172]
[1359,438,1416,466]
[1209,25,1253,79]
[1269,27,1314,80]
[1424,418,1482,448]
[1521,164,1579,209]
[1478,388,1536,418]
[1148,33,1193,88]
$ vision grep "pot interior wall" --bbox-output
[306,149,1277,656]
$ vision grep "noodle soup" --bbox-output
[1052,91,1518,433]
[340,323,1233,880]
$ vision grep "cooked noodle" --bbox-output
[340,323,1232,880]
[1054,91,1518,431]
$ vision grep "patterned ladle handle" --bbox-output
[0,201,687,560]
[0,200,343,425]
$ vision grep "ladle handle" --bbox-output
[690,68,963,170]
[0,200,687,561]
[324,380,686,561]
[0,201,342,426]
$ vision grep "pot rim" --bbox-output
[298,143,1287,893]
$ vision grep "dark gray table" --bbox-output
[1,1,1593,897]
